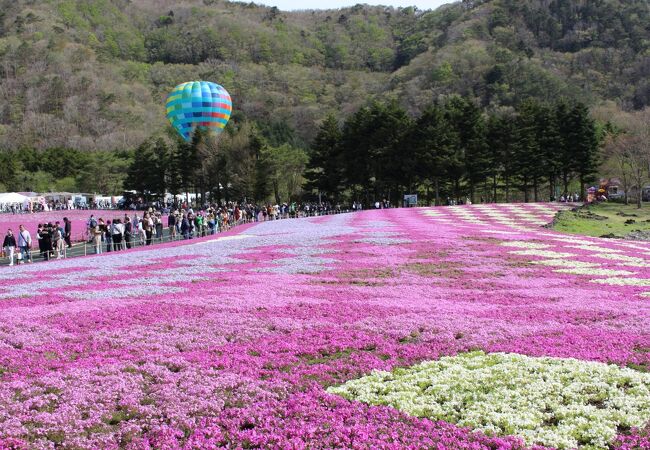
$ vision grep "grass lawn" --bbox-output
[552,201,650,238]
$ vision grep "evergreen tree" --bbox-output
[125,138,170,201]
[486,114,516,202]
[408,104,458,205]
[568,102,601,198]
[305,114,343,202]
[555,101,575,195]
[535,104,562,200]
[340,105,373,200]
[512,101,540,202]
[373,102,413,205]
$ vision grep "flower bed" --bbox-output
[328,351,650,449]
[0,204,648,449]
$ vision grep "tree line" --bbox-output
[0,97,603,207]
[124,121,308,206]
[305,97,602,206]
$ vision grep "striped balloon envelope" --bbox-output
[165,81,232,142]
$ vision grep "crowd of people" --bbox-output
[86,202,347,254]
[1,219,72,265]
[0,201,354,265]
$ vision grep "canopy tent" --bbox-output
[0,192,29,203]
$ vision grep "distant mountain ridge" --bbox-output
[0,0,647,151]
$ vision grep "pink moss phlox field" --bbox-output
[0,204,649,448]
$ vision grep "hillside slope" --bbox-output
[0,0,647,150]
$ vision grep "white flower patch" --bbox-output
[590,278,650,286]
[566,245,624,254]
[554,268,636,277]
[328,352,650,449]
[509,249,577,258]
[531,259,600,269]
[616,242,650,251]
[591,254,650,267]
[64,285,184,300]
[550,237,601,245]
[480,230,522,235]
[500,241,550,250]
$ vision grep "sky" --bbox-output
[262,0,449,11]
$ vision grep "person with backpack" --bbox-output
[87,215,97,243]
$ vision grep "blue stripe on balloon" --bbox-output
[167,107,232,116]
[166,97,232,108]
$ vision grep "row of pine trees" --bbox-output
[306,97,601,205]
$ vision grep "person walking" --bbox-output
[93,219,104,254]
[17,224,32,264]
[111,219,124,251]
[52,222,64,259]
[124,216,132,249]
[168,211,177,240]
[41,223,52,261]
[104,220,113,252]
[63,217,72,248]
[36,224,45,259]
[155,213,163,241]
[3,229,17,266]
[143,213,153,245]
[87,214,97,243]
[180,214,190,240]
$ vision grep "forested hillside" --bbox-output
[0,0,648,150]
[0,0,648,196]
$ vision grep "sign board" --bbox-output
[403,194,417,207]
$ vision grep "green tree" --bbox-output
[512,100,540,202]
[260,144,308,203]
[305,114,343,202]
[407,104,458,205]
[125,138,171,201]
[568,102,601,198]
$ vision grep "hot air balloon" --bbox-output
[165,81,232,142]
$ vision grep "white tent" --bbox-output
[0,192,28,203]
